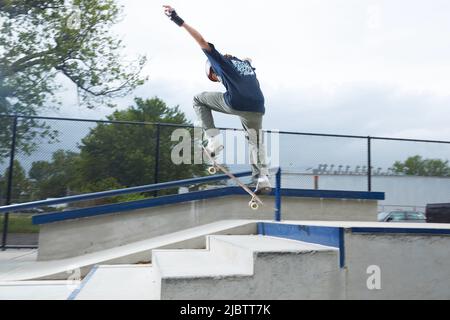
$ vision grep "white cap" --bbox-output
[205,60,219,82]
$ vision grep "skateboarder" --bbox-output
[163,5,271,193]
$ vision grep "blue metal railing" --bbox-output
[0,171,253,214]
[275,168,282,222]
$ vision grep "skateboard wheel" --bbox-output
[208,166,217,175]
[249,201,259,210]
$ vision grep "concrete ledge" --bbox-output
[34,188,383,261]
[32,187,384,225]
[257,221,450,299]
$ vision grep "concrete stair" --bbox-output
[69,235,343,300]
[0,280,80,300]
[155,235,342,300]
[70,265,159,300]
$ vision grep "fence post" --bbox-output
[153,123,161,197]
[274,168,281,222]
[367,136,372,192]
[2,116,18,251]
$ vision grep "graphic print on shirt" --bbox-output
[231,60,255,76]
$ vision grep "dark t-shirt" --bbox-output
[203,43,265,114]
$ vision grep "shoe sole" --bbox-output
[255,187,272,195]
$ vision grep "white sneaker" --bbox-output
[255,175,272,194]
[203,134,224,158]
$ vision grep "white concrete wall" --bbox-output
[343,231,450,299]
[282,173,450,209]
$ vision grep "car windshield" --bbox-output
[407,212,426,220]
[388,212,406,221]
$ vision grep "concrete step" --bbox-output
[155,235,343,300]
[0,280,80,300]
[153,249,251,279]
[0,220,257,281]
[69,265,159,300]
[65,235,342,300]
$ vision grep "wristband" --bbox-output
[168,10,184,27]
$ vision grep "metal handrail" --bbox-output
[0,170,253,214]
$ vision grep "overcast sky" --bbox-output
[50,0,450,141]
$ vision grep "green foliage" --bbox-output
[21,97,208,203]
[0,160,31,203]
[0,214,39,234]
[0,116,59,164]
[76,177,147,206]
[74,97,206,193]
[0,0,147,159]
[29,149,80,199]
[393,155,450,177]
[0,0,147,113]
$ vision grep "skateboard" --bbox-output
[202,146,264,210]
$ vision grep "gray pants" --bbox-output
[193,92,269,178]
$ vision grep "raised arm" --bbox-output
[163,5,211,51]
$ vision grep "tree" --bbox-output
[29,149,80,200]
[73,97,207,195]
[0,0,147,112]
[392,155,450,177]
[0,116,59,164]
[0,0,147,159]
[0,160,32,203]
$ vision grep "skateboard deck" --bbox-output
[202,146,264,210]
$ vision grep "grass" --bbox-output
[0,214,39,233]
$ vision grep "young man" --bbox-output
[163,5,271,193]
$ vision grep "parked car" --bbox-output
[382,210,426,223]
[16,208,45,214]
[377,211,390,222]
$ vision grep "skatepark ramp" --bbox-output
[70,235,341,300]
[67,221,450,300]
[2,220,450,299]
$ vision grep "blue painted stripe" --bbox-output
[231,187,384,200]
[277,189,385,200]
[258,223,342,247]
[351,227,450,235]
[234,188,384,200]
[67,265,99,300]
[257,222,346,268]
[338,228,345,268]
[257,222,266,235]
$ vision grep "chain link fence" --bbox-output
[1,114,450,248]
[371,138,450,217]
